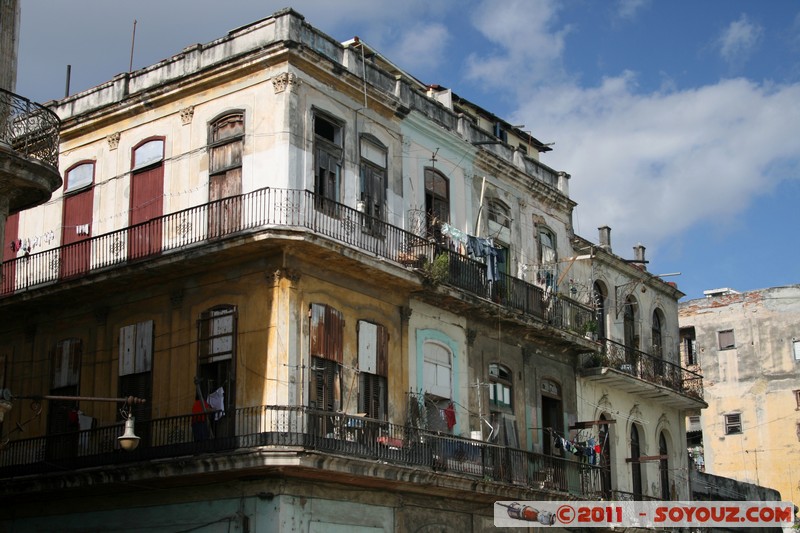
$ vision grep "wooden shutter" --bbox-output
[310,304,343,363]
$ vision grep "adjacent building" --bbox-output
[0,9,704,531]
[679,286,800,509]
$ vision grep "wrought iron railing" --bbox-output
[0,188,592,336]
[582,338,704,400]
[0,87,60,168]
[0,405,604,499]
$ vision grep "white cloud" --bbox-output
[717,14,763,66]
[384,23,451,74]
[518,77,800,257]
[465,0,570,90]
[615,0,651,21]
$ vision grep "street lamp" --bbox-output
[0,389,147,452]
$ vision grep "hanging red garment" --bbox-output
[444,402,456,429]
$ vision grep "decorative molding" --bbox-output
[107,132,121,151]
[271,268,300,285]
[272,72,297,94]
[180,106,194,125]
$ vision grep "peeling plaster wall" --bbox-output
[680,285,800,505]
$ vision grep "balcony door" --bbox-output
[2,212,19,294]
[129,138,164,260]
[60,162,95,279]
[208,112,243,238]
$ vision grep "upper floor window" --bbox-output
[718,329,735,350]
[309,303,344,416]
[424,168,449,241]
[794,390,800,410]
[64,162,94,193]
[132,139,164,170]
[357,320,388,421]
[209,112,244,177]
[680,327,697,366]
[537,227,557,290]
[309,303,344,364]
[489,363,513,411]
[359,136,387,224]
[313,112,343,213]
[724,413,742,434]
[119,320,154,376]
[51,338,81,389]
[487,198,511,229]
[652,309,664,356]
[423,341,452,399]
[198,306,236,363]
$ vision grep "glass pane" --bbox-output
[66,163,93,191]
[133,139,164,170]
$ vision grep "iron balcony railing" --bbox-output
[0,87,60,169]
[0,405,604,499]
[583,338,704,400]
[1,188,591,336]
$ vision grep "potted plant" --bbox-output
[582,320,598,341]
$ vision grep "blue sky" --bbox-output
[16,0,800,300]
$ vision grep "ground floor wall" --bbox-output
[0,478,499,533]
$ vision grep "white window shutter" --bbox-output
[119,325,135,376]
[358,321,377,373]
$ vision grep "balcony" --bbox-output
[0,188,591,338]
[0,88,61,212]
[579,339,705,408]
[0,405,603,500]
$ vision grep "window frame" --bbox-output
[423,340,452,400]
[313,111,344,212]
[718,329,735,350]
[358,135,387,225]
[724,413,742,435]
[64,161,95,194]
[424,167,450,241]
[357,320,388,420]
[208,111,245,177]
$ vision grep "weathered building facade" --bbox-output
[679,286,800,508]
[0,9,703,531]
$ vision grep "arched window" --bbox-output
[652,309,664,356]
[630,423,643,500]
[623,296,639,367]
[599,413,612,498]
[659,432,670,500]
[61,161,95,277]
[537,227,557,290]
[208,112,244,237]
[487,198,510,228]
[593,281,607,340]
[129,137,165,259]
[541,378,563,455]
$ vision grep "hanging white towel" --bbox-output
[207,387,225,420]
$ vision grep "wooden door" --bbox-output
[2,212,19,294]
[61,189,93,278]
[128,140,164,260]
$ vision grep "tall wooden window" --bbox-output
[129,138,165,259]
[208,112,244,237]
[118,320,154,426]
[61,161,94,278]
[314,113,343,215]
[197,305,236,438]
[357,320,388,420]
[659,432,670,500]
[309,303,344,413]
[424,168,449,242]
[359,136,387,233]
[47,338,82,460]
[630,423,643,500]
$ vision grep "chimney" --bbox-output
[633,243,646,268]
[598,226,612,252]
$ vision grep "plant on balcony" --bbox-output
[582,320,598,340]
[421,253,450,286]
